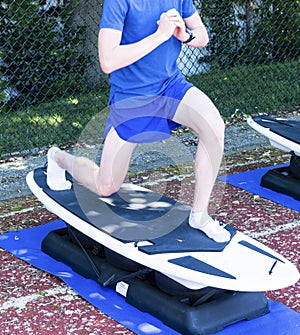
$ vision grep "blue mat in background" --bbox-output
[219,163,300,212]
[0,220,299,335]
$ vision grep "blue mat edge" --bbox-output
[218,163,300,212]
[0,220,299,335]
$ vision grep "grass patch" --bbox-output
[189,60,299,117]
[1,92,109,157]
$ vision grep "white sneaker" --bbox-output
[189,212,231,243]
[46,147,72,191]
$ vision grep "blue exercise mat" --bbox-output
[0,220,299,335]
[219,164,300,212]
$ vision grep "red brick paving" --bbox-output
[0,154,299,334]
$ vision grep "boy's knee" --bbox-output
[97,182,119,197]
[208,120,224,146]
[197,112,225,143]
[215,116,225,140]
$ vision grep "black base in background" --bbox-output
[42,227,269,335]
[261,166,300,200]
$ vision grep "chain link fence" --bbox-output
[1,0,299,159]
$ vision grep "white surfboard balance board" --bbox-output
[26,167,300,292]
[247,115,300,155]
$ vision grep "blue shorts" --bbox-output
[104,77,193,143]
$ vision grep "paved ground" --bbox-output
[0,119,299,334]
[0,120,269,200]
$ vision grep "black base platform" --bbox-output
[261,158,300,201]
[41,226,269,335]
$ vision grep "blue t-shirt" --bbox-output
[100,0,196,103]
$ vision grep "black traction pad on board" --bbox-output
[138,221,236,254]
[33,167,236,251]
[34,167,189,242]
[252,115,300,145]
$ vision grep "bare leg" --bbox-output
[47,127,136,196]
[173,87,230,242]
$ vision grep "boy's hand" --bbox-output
[156,11,177,41]
[165,9,189,42]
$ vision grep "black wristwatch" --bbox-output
[183,30,196,44]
